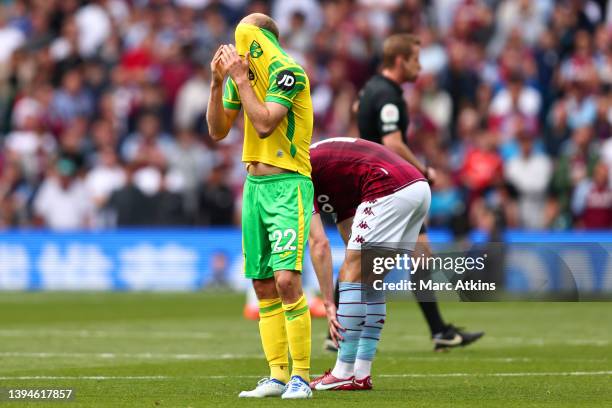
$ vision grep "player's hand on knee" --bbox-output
[325,302,345,347]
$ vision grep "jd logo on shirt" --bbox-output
[276,70,296,91]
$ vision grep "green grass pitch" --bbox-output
[0,292,611,407]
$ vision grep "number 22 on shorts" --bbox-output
[271,228,297,253]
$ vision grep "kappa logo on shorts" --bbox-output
[362,207,374,216]
[353,235,365,244]
[357,221,370,229]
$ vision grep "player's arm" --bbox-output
[220,45,288,138]
[207,46,240,141]
[382,131,429,175]
[309,213,335,306]
[378,101,436,183]
[309,212,344,345]
[336,216,353,246]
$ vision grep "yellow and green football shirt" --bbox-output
[222,23,313,177]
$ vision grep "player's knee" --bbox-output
[275,272,301,301]
[252,278,278,299]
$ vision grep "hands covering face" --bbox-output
[211,44,250,85]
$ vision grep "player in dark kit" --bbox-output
[345,33,483,352]
[308,137,431,390]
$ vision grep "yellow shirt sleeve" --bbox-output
[265,65,307,110]
[222,78,241,110]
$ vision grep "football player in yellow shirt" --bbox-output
[206,13,337,399]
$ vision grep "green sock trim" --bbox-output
[259,301,282,314]
[284,305,309,321]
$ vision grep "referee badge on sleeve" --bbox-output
[380,103,400,123]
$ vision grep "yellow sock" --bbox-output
[283,295,311,382]
[258,298,290,384]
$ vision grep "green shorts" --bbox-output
[242,173,313,280]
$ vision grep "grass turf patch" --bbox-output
[0,292,610,407]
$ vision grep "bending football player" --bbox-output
[308,137,430,390]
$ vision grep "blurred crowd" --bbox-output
[0,0,610,234]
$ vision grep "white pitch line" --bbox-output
[3,330,608,345]
[0,329,212,339]
[384,356,535,363]
[386,356,607,363]
[0,352,258,360]
[0,376,171,380]
[399,335,610,347]
[0,352,606,364]
[378,371,612,378]
[0,371,611,381]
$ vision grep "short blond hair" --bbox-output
[382,33,421,68]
